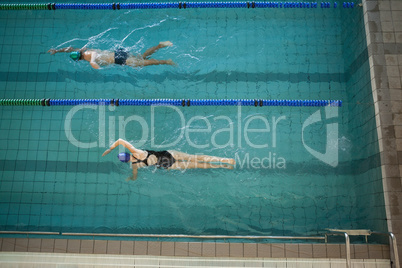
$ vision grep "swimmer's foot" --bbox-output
[159,41,173,48]
[221,158,236,165]
[222,164,234,170]
[166,59,177,66]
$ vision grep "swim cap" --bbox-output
[70,51,81,61]
[118,152,131,163]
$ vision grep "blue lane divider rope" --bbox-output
[6,98,342,107]
[0,2,357,10]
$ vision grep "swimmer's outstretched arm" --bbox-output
[47,46,86,55]
[102,138,138,156]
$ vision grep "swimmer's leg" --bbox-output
[128,58,176,67]
[169,150,236,165]
[141,41,173,59]
[169,161,234,170]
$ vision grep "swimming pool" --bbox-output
[0,1,387,238]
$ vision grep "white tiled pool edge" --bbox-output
[0,252,392,268]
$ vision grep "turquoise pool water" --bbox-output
[0,2,387,238]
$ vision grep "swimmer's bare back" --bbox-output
[81,50,114,69]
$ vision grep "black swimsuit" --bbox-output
[132,150,176,169]
[114,48,128,65]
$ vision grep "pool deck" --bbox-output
[0,238,391,259]
[362,0,402,265]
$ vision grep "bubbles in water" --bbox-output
[338,136,352,152]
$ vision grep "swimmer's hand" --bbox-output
[159,41,173,48]
[126,176,138,182]
[102,149,112,156]
[47,49,57,55]
[90,62,101,70]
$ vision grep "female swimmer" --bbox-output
[102,139,236,180]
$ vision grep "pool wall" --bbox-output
[362,0,402,264]
[342,1,386,233]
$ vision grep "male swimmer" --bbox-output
[48,41,175,69]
